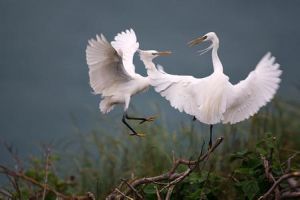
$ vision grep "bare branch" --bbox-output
[121,179,143,200]
[107,137,224,199]
[0,165,95,200]
[2,142,23,172]
[260,155,280,199]
[280,191,300,199]
[155,186,162,200]
[114,188,134,200]
[0,165,68,199]
[0,188,13,198]
[259,172,300,200]
[165,185,175,200]
[42,146,51,200]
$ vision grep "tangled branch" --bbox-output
[0,165,96,200]
[106,137,224,199]
[0,143,96,200]
[258,153,300,200]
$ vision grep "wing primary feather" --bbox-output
[223,52,281,124]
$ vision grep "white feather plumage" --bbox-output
[86,29,149,114]
[145,32,281,125]
[223,52,281,124]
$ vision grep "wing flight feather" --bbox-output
[148,65,199,116]
[223,52,282,124]
[86,33,132,96]
[111,29,139,77]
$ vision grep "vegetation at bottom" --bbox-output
[1,97,300,199]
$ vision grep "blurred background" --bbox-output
[1,0,299,158]
[1,1,300,198]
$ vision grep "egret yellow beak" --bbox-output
[188,35,207,47]
[157,51,172,56]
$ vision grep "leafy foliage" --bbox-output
[1,98,300,199]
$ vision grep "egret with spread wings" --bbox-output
[86,29,171,136]
[144,32,281,147]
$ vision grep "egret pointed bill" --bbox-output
[188,35,207,47]
[157,51,172,56]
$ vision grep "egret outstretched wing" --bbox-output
[86,29,138,96]
[223,52,282,124]
[148,66,200,116]
[111,29,139,77]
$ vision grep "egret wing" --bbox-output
[111,29,139,77]
[86,34,132,96]
[223,52,281,124]
[148,66,200,116]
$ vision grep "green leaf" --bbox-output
[256,146,267,155]
[143,184,156,194]
[230,150,250,161]
[234,167,254,175]
[246,157,262,169]
[241,180,259,200]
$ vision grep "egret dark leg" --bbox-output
[192,116,197,121]
[125,113,155,124]
[122,114,142,136]
[209,125,213,149]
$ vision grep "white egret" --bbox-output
[143,32,281,147]
[86,29,171,136]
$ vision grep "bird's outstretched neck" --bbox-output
[211,38,223,73]
[141,57,156,71]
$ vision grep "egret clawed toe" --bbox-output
[139,115,157,124]
[136,132,146,137]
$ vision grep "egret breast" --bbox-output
[196,72,229,124]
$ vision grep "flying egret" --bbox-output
[86,29,171,136]
[144,32,281,147]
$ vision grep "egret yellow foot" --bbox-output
[136,132,146,137]
[139,116,157,124]
[130,132,146,137]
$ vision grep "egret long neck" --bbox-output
[141,58,155,71]
[212,44,223,72]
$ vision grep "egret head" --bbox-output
[187,32,219,55]
[188,32,219,47]
[138,50,172,61]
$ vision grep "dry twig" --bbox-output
[261,154,280,199]
[42,146,51,200]
[106,137,224,199]
[0,165,95,200]
[259,172,300,200]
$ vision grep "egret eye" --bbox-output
[203,35,207,39]
[152,53,157,56]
